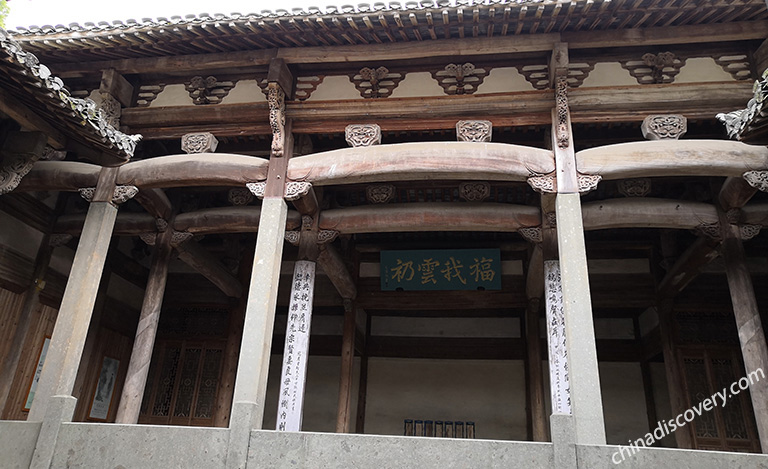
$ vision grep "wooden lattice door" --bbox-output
[678,347,761,453]
[139,340,224,426]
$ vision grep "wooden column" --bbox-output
[115,228,173,424]
[719,212,768,452]
[355,316,370,434]
[526,296,548,442]
[336,299,357,433]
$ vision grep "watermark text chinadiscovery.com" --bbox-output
[612,367,765,464]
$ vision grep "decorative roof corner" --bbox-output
[0,27,142,162]
[717,68,768,145]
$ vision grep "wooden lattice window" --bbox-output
[404,419,475,438]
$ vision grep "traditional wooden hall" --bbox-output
[1,0,768,467]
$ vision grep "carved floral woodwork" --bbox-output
[620,52,685,85]
[156,218,169,232]
[618,178,651,197]
[696,222,722,241]
[139,233,157,246]
[366,184,395,204]
[515,62,595,90]
[170,230,194,247]
[40,146,66,161]
[740,225,761,241]
[78,185,138,205]
[458,181,490,202]
[0,152,38,195]
[317,230,339,244]
[545,212,557,228]
[456,120,492,142]
[228,188,254,206]
[641,115,687,140]
[519,227,543,244]
[743,171,768,193]
[99,93,121,128]
[350,66,405,98]
[285,182,313,201]
[527,175,556,194]
[246,182,266,199]
[345,124,382,147]
[268,83,286,157]
[577,175,602,193]
[181,132,219,154]
[285,231,301,246]
[185,75,236,105]
[431,63,488,95]
[555,77,570,149]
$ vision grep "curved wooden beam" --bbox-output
[742,202,768,226]
[173,207,302,235]
[582,198,718,231]
[116,153,269,189]
[576,140,768,180]
[54,213,157,235]
[288,142,555,186]
[15,161,101,192]
[319,203,541,234]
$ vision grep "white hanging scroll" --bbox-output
[276,260,316,432]
[544,260,571,414]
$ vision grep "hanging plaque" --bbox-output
[380,249,501,291]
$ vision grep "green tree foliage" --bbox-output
[0,0,9,29]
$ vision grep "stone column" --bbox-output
[114,228,173,424]
[276,260,316,432]
[29,170,133,469]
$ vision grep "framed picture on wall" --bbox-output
[23,336,51,411]
[88,356,120,421]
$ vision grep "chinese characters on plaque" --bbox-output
[276,260,315,432]
[544,260,571,414]
[380,249,501,291]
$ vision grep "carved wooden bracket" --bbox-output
[228,188,254,206]
[246,182,266,199]
[621,52,685,85]
[349,66,405,98]
[555,77,570,149]
[431,63,489,95]
[641,115,687,140]
[345,124,381,147]
[40,146,66,161]
[185,76,236,105]
[458,181,490,202]
[618,178,652,197]
[527,173,601,194]
[136,84,166,107]
[545,212,557,228]
[515,61,595,90]
[317,230,339,244]
[577,175,602,194]
[99,93,121,128]
[285,182,312,201]
[268,83,286,156]
[156,218,168,232]
[713,53,752,81]
[139,233,157,246]
[0,153,38,195]
[49,233,73,247]
[741,224,761,241]
[743,171,768,192]
[79,185,138,205]
[182,132,219,154]
[284,231,301,246]
[366,184,395,204]
[519,226,543,244]
[456,120,492,142]
[695,222,722,241]
[170,230,194,247]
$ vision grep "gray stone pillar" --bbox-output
[114,229,173,424]
[29,171,124,468]
[226,196,287,469]
[555,193,606,445]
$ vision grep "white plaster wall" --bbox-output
[364,358,527,440]
[478,67,533,93]
[308,75,360,101]
[599,362,650,445]
[390,72,444,98]
[676,57,734,83]
[223,80,267,104]
[0,211,43,258]
[581,62,637,88]
[150,84,193,107]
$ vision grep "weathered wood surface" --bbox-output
[51,21,768,78]
[576,140,768,180]
[173,207,302,235]
[289,142,554,186]
[525,298,548,441]
[0,193,53,233]
[320,203,541,234]
[582,199,718,231]
[742,202,768,226]
[116,154,269,189]
[54,213,156,236]
[0,87,66,149]
[657,237,721,299]
[335,302,356,433]
[16,161,100,192]
[719,177,759,212]
[134,188,172,220]
[174,240,243,299]
[317,244,357,301]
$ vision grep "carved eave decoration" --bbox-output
[516,62,595,90]
[0,28,141,164]
[620,52,686,85]
[350,67,405,99]
[185,76,237,105]
[718,69,768,145]
[431,63,489,95]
